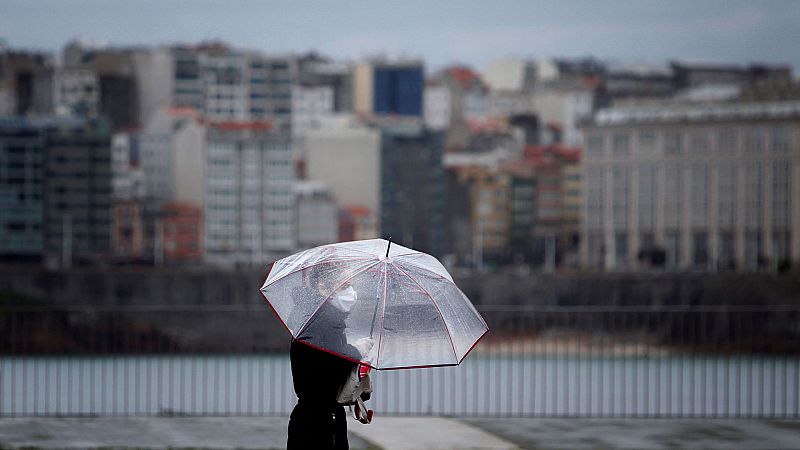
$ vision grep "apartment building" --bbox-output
[581,101,800,271]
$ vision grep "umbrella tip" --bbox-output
[386,237,392,258]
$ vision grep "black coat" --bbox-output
[287,292,375,450]
[287,337,356,450]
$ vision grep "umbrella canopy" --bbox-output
[260,239,488,370]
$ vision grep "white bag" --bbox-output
[336,364,372,404]
[337,364,373,424]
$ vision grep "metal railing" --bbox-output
[1,305,799,418]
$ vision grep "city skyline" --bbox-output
[2,0,799,73]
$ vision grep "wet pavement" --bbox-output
[1,416,800,449]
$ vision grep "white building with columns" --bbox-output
[580,100,800,272]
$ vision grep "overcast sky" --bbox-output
[2,0,799,73]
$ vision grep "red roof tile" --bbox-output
[208,120,273,131]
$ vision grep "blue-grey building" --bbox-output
[0,119,45,260]
[42,117,113,265]
[374,64,423,116]
[0,116,113,265]
[380,120,446,257]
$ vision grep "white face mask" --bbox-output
[330,285,357,313]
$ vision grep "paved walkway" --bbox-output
[2,416,800,449]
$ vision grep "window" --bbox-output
[612,166,629,229]
[693,232,708,268]
[615,233,628,269]
[773,231,791,266]
[689,129,711,156]
[612,133,630,157]
[718,162,736,228]
[638,164,656,229]
[772,160,791,227]
[586,134,604,159]
[719,232,735,269]
[772,125,791,154]
[691,164,709,227]
[664,163,682,228]
[664,131,683,157]
[665,231,680,269]
[744,231,762,270]
[744,162,763,229]
[585,166,604,230]
[743,127,765,155]
[637,130,657,156]
[587,232,604,268]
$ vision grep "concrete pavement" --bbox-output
[2,416,800,449]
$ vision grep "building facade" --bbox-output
[354,60,424,117]
[171,44,296,133]
[380,122,446,256]
[162,201,203,263]
[0,119,45,260]
[294,180,338,249]
[41,117,113,266]
[581,101,800,271]
[204,122,294,266]
[291,84,334,138]
[305,115,382,238]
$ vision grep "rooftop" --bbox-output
[590,100,800,127]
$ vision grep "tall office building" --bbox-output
[0,117,113,264]
[204,121,294,266]
[380,121,446,256]
[0,119,45,260]
[42,117,113,266]
[580,100,800,271]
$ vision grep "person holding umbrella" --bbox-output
[286,271,373,450]
[261,239,488,449]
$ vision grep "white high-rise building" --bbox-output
[139,107,206,204]
[204,122,295,266]
[424,81,451,131]
[581,100,800,272]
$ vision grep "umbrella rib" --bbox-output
[294,259,383,339]
[375,260,388,368]
[391,263,459,364]
[390,251,420,258]
[263,256,374,287]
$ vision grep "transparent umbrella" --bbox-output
[259,239,488,370]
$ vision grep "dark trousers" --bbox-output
[287,401,348,450]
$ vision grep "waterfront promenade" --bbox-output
[2,416,800,449]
